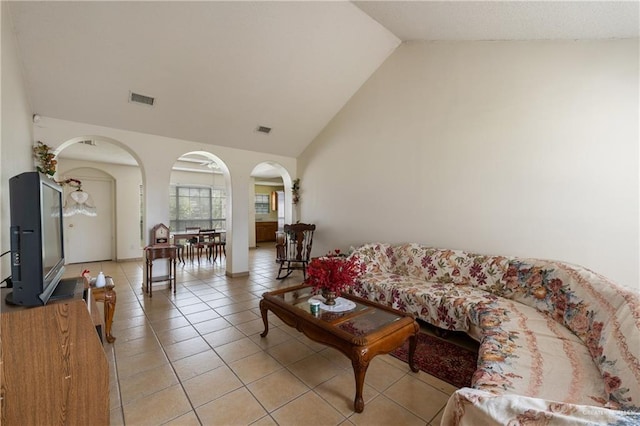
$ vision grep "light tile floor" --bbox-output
[64,247,460,425]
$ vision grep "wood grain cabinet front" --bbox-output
[256,221,278,242]
[0,298,109,425]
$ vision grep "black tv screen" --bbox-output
[7,172,66,306]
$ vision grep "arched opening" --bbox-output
[170,151,231,266]
[55,136,144,263]
[57,167,115,263]
[249,162,294,248]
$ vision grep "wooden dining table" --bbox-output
[171,230,226,262]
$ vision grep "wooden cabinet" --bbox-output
[0,292,109,424]
[256,221,278,242]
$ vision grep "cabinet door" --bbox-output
[256,222,277,242]
[255,224,264,242]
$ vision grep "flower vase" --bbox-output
[322,289,337,305]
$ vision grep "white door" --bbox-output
[64,178,113,263]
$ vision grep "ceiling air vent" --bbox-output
[256,125,272,134]
[129,91,155,106]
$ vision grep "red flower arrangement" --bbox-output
[305,250,364,296]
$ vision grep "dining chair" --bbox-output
[198,229,217,263]
[208,230,226,262]
[185,226,201,262]
[172,238,186,264]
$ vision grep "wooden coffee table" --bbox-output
[260,284,419,413]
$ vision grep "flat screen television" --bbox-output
[6,171,66,306]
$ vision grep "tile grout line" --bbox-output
[99,250,452,424]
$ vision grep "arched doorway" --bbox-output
[58,167,114,263]
[250,162,294,247]
[55,136,144,263]
[170,152,231,264]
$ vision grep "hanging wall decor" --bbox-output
[292,178,300,204]
[33,141,57,177]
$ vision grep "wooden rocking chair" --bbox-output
[276,223,316,280]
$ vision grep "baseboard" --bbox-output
[116,257,143,262]
[225,270,250,278]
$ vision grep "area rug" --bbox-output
[391,332,478,389]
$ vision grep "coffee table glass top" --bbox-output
[336,309,403,336]
[271,285,404,337]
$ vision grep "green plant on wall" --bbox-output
[292,178,300,204]
[33,141,57,176]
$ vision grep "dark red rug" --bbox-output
[391,332,478,389]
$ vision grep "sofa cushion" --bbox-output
[471,298,609,406]
[354,243,510,290]
[502,258,640,410]
[352,271,501,332]
[350,242,394,272]
[558,262,640,411]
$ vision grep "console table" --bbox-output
[0,290,109,424]
[144,245,177,297]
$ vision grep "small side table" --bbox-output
[85,275,117,343]
[92,280,117,343]
[145,245,177,297]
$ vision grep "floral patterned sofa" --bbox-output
[349,243,640,425]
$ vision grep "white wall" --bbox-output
[1,3,35,282]
[34,117,297,275]
[249,178,257,248]
[170,170,225,188]
[299,39,639,290]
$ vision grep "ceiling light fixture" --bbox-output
[64,188,97,217]
[58,178,97,217]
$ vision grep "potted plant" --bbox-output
[305,250,364,305]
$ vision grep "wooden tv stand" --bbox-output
[0,286,110,424]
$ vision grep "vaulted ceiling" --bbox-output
[7,1,638,160]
